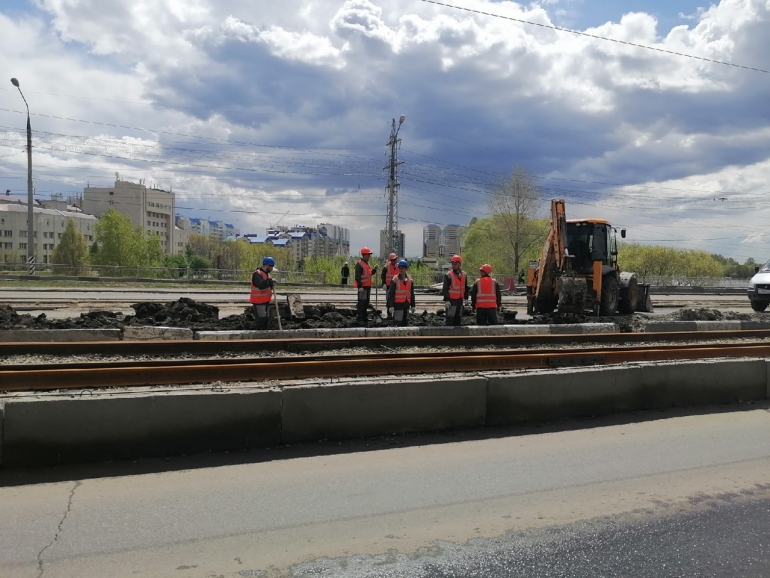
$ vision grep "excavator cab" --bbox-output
[566,220,613,274]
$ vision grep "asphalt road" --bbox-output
[2,407,769,577]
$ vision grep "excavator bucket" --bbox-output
[557,275,587,313]
[636,283,653,313]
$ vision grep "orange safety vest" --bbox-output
[475,276,497,308]
[354,260,372,288]
[249,269,272,304]
[394,277,412,304]
[448,271,466,300]
[384,261,399,286]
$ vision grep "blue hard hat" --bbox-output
[262,256,276,267]
[397,260,408,268]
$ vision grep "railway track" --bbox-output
[2,329,770,357]
[3,337,770,392]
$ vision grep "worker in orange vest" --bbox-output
[250,256,276,330]
[354,247,378,326]
[471,263,502,325]
[442,254,469,326]
[386,260,415,326]
[380,252,400,319]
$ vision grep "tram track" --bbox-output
[3,338,770,392]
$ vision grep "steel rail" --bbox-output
[3,340,769,372]
[2,329,770,357]
[2,341,770,392]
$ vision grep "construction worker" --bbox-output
[354,247,378,326]
[341,262,350,286]
[471,263,502,325]
[387,259,415,327]
[250,256,276,330]
[442,254,469,326]
[381,252,399,319]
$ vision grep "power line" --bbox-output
[419,0,770,74]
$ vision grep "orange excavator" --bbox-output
[526,199,652,315]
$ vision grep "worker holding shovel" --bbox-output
[250,256,277,330]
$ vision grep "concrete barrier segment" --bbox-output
[741,321,770,330]
[549,323,618,334]
[644,321,698,333]
[693,321,742,331]
[0,329,122,342]
[2,389,282,467]
[281,376,487,444]
[122,326,194,341]
[485,359,768,427]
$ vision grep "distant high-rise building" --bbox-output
[423,224,441,258]
[379,229,405,258]
[423,224,466,259]
[443,224,467,257]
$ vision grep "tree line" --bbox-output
[52,200,763,281]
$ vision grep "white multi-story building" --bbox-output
[75,178,176,255]
[422,224,466,259]
[241,223,349,263]
[174,216,239,242]
[379,229,405,259]
[0,197,97,264]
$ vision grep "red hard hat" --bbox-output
[388,253,397,260]
[450,255,462,263]
[360,247,373,255]
[479,263,493,274]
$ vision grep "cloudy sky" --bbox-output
[1,0,769,261]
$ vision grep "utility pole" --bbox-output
[10,78,34,275]
[384,114,406,258]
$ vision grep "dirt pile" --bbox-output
[669,308,724,321]
[130,298,219,324]
[0,304,125,331]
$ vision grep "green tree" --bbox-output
[52,218,89,274]
[462,215,548,275]
[487,166,548,273]
[93,209,164,272]
[618,243,723,282]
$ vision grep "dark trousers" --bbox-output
[341,277,348,285]
[392,304,410,327]
[445,299,464,326]
[476,307,498,326]
[356,286,371,325]
[252,303,269,330]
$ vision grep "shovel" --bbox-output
[272,285,282,331]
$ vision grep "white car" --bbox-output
[747,259,770,312]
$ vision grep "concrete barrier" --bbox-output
[0,329,122,342]
[485,359,768,426]
[281,376,487,443]
[2,359,768,468]
[122,326,194,341]
[644,320,763,332]
[2,388,282,467]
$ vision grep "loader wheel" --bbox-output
[618,277,639,314]
[599,275,619,315]
[750,300,769,312]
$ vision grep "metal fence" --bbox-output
[0,263,755,288]
[640,276,751,288]
[0,263,327,284]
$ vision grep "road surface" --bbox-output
[1,406,769,577]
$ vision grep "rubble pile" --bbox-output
[0,298,767,333]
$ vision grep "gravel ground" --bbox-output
[4,336,770,366]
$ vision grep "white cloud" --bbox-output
[1,0,768,259]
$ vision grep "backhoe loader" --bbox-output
[526,199,652,315]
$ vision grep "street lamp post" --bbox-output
[10,78,35,275]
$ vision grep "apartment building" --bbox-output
[379,229,405,259]
[422,223,466,259]
[241,223,350,263]
[76,178,175,255]
[0,197,97,264]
